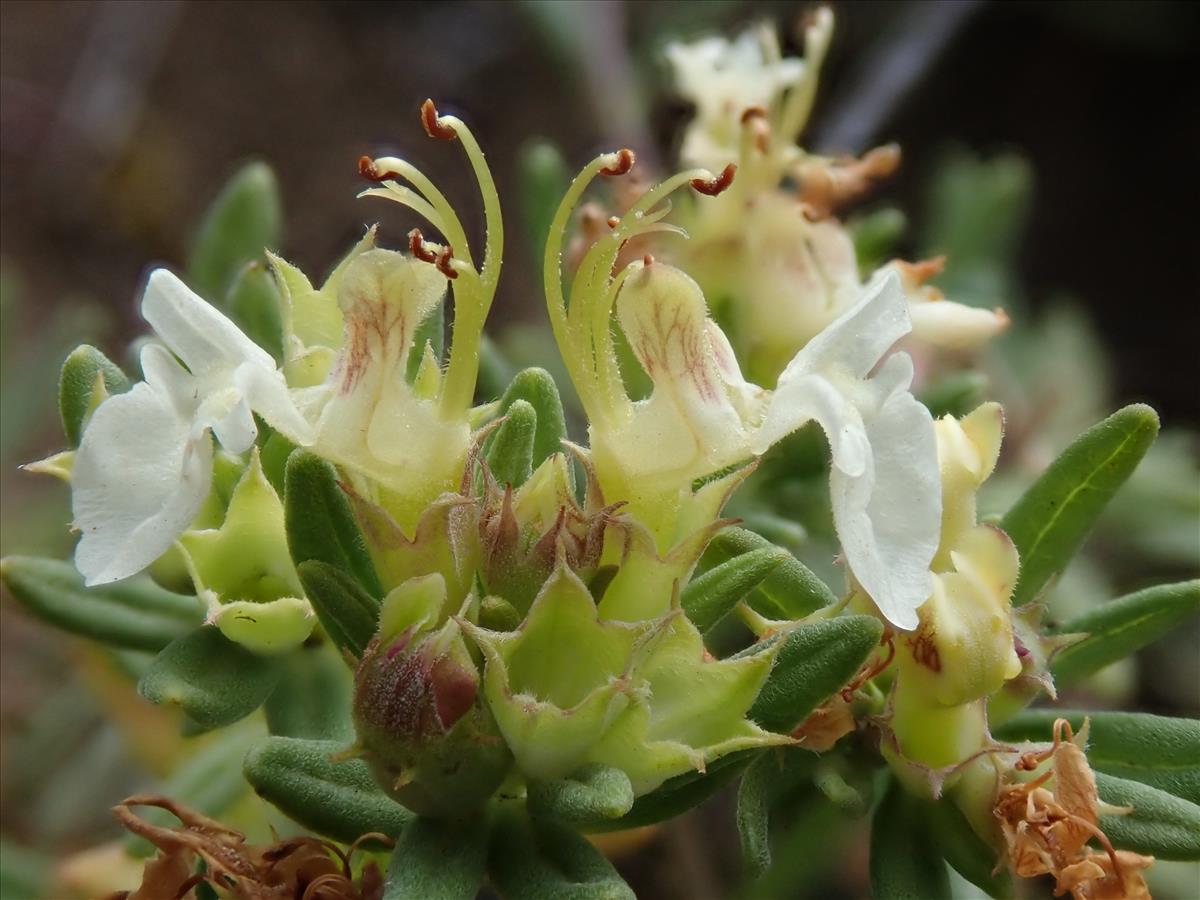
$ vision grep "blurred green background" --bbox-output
[1,1,1197,897]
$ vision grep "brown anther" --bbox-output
[420,99,457,141]
[642,254,655,267]
[435,245,458,279]
[740,105,768,124]
[606,215,621,229]
[599,148,636,176]
[691,163,737,196]
[359,155,388,182]
[408,228,439,264]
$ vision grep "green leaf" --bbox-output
[489,808,634,900]
[487,399,537,489]
[926,799,1011,898]
[495,368,570,472]
[296,561,380,660]
[918,371,988,420]
[736,752,775,879]
[138,626,283,728]
[706,527,836,619]
[527,764,634,826]
[0,839,51,900]
[384,814,490,900]
[585,750,752,833]
[1,556,202,652]
[996,709,1200,804]
[748,615,883,733]
[1001,404,1160,606]
[1050,580,1200,685]
[58,344,130,446]
[126,723,259,857]
[187,161,282,304]
[264,645,354,740]
[682,546,788,634]
[1096,773,1200,861]
[226,262,284,359]
[850,207,906,275]
[243,736,412,843]
[869,778,952,900]
[519,140,570,270]
[284,449,383,597]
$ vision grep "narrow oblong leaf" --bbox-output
[138,627,283,729]
[682,546,789,634]
[284,449,383,597]
[926,798,1012,898]
[869,778,952,900]
[243,736,412,843]
[1,556,201,652]
[997,710,1200,805]
[748,615,884,734]
[486,399,537,489]
[527,764,634,826]
[1001,404,1160,606]
[1050,580,1200,686]
[264,645,354,740]
[488,809,634,900]
[706,527,837,618]
[187,161,282,304]
[495,368,569,472]
[1096,772,1200,861]
[58,344,130,446]
[384,814,490,900]
[585,750,753,832]
[226,262,284,359]
[296,560,380,660]
[736,752,775,879]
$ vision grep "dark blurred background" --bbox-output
[2,1,1198,896]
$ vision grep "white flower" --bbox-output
[72,269,312,585]
[753,271,942,629]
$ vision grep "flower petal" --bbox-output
[72,381,213,585]
[142,269,275,376]
[754,372,870,476]
[232,361,314,446]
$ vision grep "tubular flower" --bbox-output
[666,10,1008,384]
[546,151,941,629]
[71,269,312,586]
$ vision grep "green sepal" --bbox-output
[406,301,445,384]
[296,560,380,661]
[1001,404,1159,607]
[918,371,988,419]
[58,344,131,447]
[747,615,883,734]
[264,645,354,740]
[138,626,283,729]
[996,709,1200,804]
[487,399,537,489]
[527,764,635,826]
[226,262,284,359]
[479,595,522,633]
[682,546,788,634]
[1,556,201,652]
[705,527,836,619]
[494,368,569,473]
[187,161,282,304]
[869,777,952,900]
[284,449,383,597]
[125,723,259,857]
[1096,773,1200,861]
[243,736,412,843]
[585,750,753,832]
[1050,580,1200,686]
[926,798,1011,898]
[488,807,635,900]
[384,814,490,900]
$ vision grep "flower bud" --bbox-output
[351,574,511,818]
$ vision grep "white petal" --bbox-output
[782,269,910,381]
[140,343,200,419]
[142,269,275,376]
[754,372,869,476]
[831,389,941,630]
[908,301,1010,349]
[197,387,257,454]
[233,361,315,446]
[72,382,213,585]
